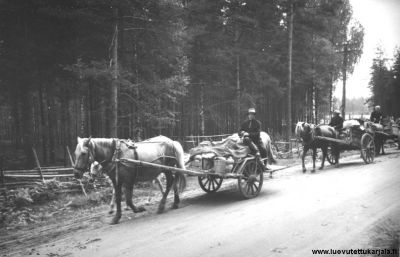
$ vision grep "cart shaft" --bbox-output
[117,158,208,177]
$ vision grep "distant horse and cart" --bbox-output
[295,118,400,173]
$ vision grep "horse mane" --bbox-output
[91,138,115,148]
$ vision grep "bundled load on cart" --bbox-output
[184,133,271,198]
[339,119,366,143]
[187,134,251,174]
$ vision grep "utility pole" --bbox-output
[236,55,241,128]
[341,43,348,119]
[286,1,294,145]
[200,82,205,136]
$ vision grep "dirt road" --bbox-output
[5,150,400,257]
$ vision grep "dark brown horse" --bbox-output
[73,136,187,224]
[295,122,338,173]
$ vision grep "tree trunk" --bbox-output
[47,85,57,163]
[12,90,22,148]
[60,87,69,166]
[39,86,49,164]
[286,1,294,146]
[21,87,35,168]
[110,8,119,138]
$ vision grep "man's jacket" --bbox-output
[370,111,383,123]
[329,116,344,130]
[239,119,261,142]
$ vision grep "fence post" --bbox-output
[32,148,45,183]
[66,146,75,167]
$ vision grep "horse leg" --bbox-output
[302,145,308,173]
[320,145,327,170]
[109,178,116,214]
[125,182,146,213]
[111,182,122,225]
[123,186,130,211]
[311,147,316,173]
[172,174,181,209]
[155,177,165,194]
[334,148,340,168]
[157,171,173,214]
[375,141,381,155]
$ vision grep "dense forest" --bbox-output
[0,0,364,167]
[368,47,400,118]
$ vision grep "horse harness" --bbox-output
[112,139,140,184]
[302,125,316,145]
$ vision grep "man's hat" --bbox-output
[375,105,381,109]
[333,109,340,114]
[248,108,256,114]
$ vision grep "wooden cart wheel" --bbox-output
[361,133,375,164]
[238,159,264,199]
[198,175,223,193]
[326,145,337,165]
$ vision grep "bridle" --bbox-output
[301,124,315,145]
[76,139,119,177]
[74,140,96,174]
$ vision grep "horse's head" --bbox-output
[73,137,94,179]
[295,122,314,143]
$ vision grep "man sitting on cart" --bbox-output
[370,105,383,124]
[238,108,267,158]
[329,110,344,138]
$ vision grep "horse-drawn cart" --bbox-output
[369,120,400,153]
[74,135,277,224]
[118,154,266,199]
[315,123,375,164]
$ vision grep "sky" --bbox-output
[334,0,400,99]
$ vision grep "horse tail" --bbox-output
[172,140,187,192]
[266,140,277,164]
[261,132,277,164]
[175,172,187,193]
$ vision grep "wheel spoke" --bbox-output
[207,180,211,191]
[211,179,216,191]
[250,184,255,195]
[203,179,209,188]
[246,184,251,195]
[253,183,259,192]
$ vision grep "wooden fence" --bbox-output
[0,147,75,195]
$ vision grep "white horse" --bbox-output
[74,135,186,224]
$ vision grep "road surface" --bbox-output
[6,150,400,257]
